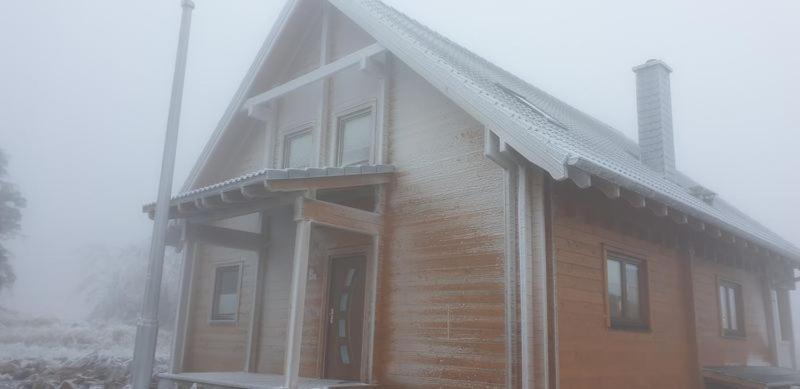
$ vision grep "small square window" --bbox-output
[718,279,745,337]
[336,109,373,167]
[212,265,241,322]
[606,252,648,330]
[283,129,312,169]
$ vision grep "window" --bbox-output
[606,252,648,329]
[777,288,793,341]
[283,129,312,169]
[718,279,744,337]
[211,264,241,322]
[336,108,373,167]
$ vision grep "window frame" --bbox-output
[281,125,314,169]
[334,105,375,167]
[717,277,746,338]
[209,262,244,324]
[603,248,650,331]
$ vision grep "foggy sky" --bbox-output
[1,0,798,319]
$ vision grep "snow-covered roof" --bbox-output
[144,165,394,213]
[328,0,800,260]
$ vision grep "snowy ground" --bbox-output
[0,308,171,388]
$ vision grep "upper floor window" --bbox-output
[606,252,648,330]
[211,264,241,322]
[336,108,373,167]
[283,128,313,169]
[718,279,745,337]
[777,288,793,341]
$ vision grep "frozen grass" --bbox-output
[0,308,171,388]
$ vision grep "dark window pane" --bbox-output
[213,265,240,320]
[624,263,640,322]
[607,259,622,320]
[719,280,744,337]
[727,287,738,331]
[719,285,729,330]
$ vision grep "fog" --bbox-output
[0,0,797,321]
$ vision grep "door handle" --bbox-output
[329,308,334,324]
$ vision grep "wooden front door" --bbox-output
[323,255,366,380]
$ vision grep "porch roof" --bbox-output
[142,165,394,219]
[703,366,800,388]
[158,371,373,389]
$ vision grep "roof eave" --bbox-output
[566,157,800,262]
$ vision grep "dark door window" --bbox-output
[324,255,366,380]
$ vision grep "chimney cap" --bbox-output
[633,59,673,73]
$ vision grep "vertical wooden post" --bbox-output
[374,57,388,165]
[245,214,270,372]
[284,200,312,389]
[314,2,330,166]
[262,103,278,169]
[364,234,380,382]
[169,233,196,374]
[682,237,703,388]
[762,262,781,367]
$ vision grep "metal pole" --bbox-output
[131,1,194,387]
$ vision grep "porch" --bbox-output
[157,372,373,389]
[148,166,392,389]
[703,366,800,389]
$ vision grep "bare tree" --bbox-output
[0,149,25,292]
[78,242,182,326]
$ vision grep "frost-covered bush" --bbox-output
[0,308,171,388]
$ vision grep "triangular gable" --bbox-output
[182,0,302,192]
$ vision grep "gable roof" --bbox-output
[329,0,800,261]
[181,0,800,261]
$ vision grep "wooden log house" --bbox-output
[144,1,800,388]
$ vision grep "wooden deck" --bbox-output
[157,372,372,389]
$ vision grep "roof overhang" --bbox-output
[563,157,800,262]
[144,165,394,223]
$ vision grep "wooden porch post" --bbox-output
[169,232,196,374]
[245,214,271,372]
[284,201,312,389]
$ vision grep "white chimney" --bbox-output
[633,59,675,180]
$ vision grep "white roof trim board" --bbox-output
[177,0,799,260]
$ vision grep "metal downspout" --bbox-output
[485,129,518,389]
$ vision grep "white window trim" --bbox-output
[330,101,377,167]
[209,260,244,325]
[279,122,315,169]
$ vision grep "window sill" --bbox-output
[609,323,651,333]
[721,333,746,340]
[209,319,238,326]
